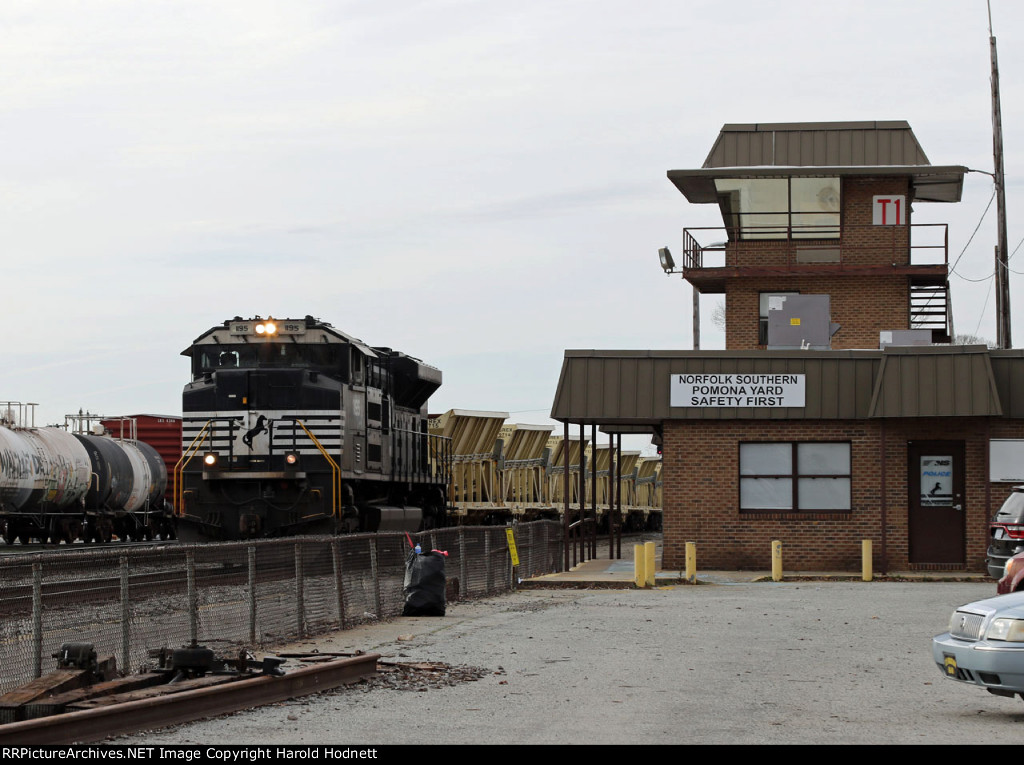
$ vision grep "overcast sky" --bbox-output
[2,0,1022,447]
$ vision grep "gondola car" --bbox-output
[175,316,451,541]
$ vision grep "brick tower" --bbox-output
[666,122,966,349]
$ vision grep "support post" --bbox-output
[563,421,570,571]
[120,556,130,673]
[458,527,468,597]
[332,540,346,630]
[32,561,42,679]
[644,541,656,587]
[369,537,381,618]
[772,540,783,582]
[591,423,597,561]
[633,544,645,588]
[248,545,257,645]
[484,530,493,593]
[295,543,304,639]
[186,550,198,645]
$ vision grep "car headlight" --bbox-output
[986,618,1024,641]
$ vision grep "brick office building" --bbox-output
[551,122,1024,572]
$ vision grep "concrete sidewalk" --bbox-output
[523,551,990,586]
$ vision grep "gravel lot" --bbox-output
[111,579,1024,745]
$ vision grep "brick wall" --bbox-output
[721,176,919,351]
[725,274,910,350]
[662,417,1024,572]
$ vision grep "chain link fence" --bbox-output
[0,521,562,694]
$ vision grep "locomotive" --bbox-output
[175,315,452,541]
[0,407,170,543]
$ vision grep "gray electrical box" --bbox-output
[879,330,933,349]
[766,295,837,349]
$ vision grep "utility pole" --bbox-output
[989,0,1012,348]
[692,285,700,350]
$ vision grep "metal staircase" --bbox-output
[910,280,953,343]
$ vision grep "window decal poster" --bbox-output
[920,455,953,507]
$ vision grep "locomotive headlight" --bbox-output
[255,321,278,336]
[203,452,219,467]
[285,451,299,466]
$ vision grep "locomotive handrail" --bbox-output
[293,419,341,519]
[173,420,213,516]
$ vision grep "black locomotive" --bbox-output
[175,316,452,541]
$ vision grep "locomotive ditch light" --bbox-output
[203,452,219,467]
[285,451,299,466]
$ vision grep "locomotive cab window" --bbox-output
[194,344,345,378]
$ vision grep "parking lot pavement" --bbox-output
[113,580,1024,745]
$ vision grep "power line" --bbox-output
[950,189,996,279]
[973,279,995,338]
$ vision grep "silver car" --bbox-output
[933,591,1024,700]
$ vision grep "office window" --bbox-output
[740,442,851,512]
[715,178,840,240]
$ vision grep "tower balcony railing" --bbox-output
[681,222,948,272]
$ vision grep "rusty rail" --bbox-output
[0,653,379,745]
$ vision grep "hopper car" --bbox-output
[174,315,452,541]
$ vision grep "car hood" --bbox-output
[961,590,1024,617]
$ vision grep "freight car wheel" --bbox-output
[2,521,18,545]
[91,521,113,544]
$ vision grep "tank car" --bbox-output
[174,316,452,541]
[0,408,170,543]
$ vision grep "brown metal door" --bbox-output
[908,441,965,565]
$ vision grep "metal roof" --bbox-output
[550,346,1019,424]
[867,346,1002,418]
[667,121,966,203]
[703,122,931,168]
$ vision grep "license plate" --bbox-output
[943,654,958,677]
[995,527,1007,540]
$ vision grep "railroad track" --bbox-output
[0,652,380,745]
[0,539,178,557]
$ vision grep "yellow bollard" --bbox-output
[634,544,646,588]
[862,540,873,582]
[685,541,697,584]
[771,540,783,582]
[644,541,656,587]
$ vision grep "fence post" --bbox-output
[458,527,468,597]
[484,530,493,593]
[248,545,257,645]
[369,537,381,618]
[332,540,346,630]
[295,542,305,639]
[120,556,130,673]
[186,549,198,645]
[526,523,534,578]
[31,561,42,679]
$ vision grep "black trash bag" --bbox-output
[402,550,446,617]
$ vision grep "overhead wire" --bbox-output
[949,189,996,280]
